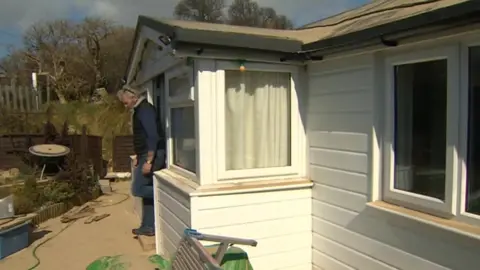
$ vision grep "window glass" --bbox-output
[171,106,196,173]
[224,70,291,170]
[466,47,480,214]
[393,60,447,200]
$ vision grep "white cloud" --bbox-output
[1,0,74,30]
[0,0,368,31]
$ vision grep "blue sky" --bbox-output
[0,0,369,58]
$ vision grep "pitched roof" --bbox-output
[126,0,478,82]
[147,18,300,41]
[298,0,470,43]
[141,0,470,47]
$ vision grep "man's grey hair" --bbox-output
[117,85,145,100]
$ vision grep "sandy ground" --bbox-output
[0,181,156,270]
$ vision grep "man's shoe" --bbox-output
[132,227,155,236]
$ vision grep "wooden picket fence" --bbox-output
[0,85,50,112]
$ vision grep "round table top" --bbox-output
[29,144,71,157]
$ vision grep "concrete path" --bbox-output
[0,181,156,270]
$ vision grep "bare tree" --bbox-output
[22,19,85,103]
[257,7,293,29]
[98,26,134,92]
[1,18,134,103]
[174,0,225,23]
[227,0,261,26]
[0,49,36,86]
[228,0,293,29]
[78,18,114,96]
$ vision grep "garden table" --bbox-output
[28,144,70,181]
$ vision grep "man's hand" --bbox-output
[132,157,138,168]
[142,162,152,175]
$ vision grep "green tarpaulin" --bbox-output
[86,246,253,270]
[86,255,130,270]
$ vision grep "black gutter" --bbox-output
[302,0,480,52]
[173,42,309,62]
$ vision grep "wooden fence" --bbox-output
[112,135,133,172]
[0,85,51,112]
[0,133,105,177]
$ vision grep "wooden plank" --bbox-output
[5,85,11,110]
[24,86,31,112]
[0,85,4,106]
[46,77,50,104]
[136,235,156,251]
[18,85,24,112]
[10,79,18,111]
[38,87,43,107]
[0,213,36,231]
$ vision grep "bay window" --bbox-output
[160,61,305,184]
[165,66,197,176]
[225,70,292,170]
[383,44,480,225]
[215,62,303,181]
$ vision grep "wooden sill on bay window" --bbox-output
[154,168,312,197]
[193,178,313,196]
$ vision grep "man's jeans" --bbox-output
[132,149,165,229]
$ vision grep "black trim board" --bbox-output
[301,0,480,51]
[123,23,143,85]
[174,42,306,63]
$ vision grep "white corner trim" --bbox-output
[126,37,146,85]
[154,169,199,196]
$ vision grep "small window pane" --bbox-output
[467,47,480,214]
[171,107,196,173]
[169,75,190,98]
[224,70,291,170]
[393,60,447,200]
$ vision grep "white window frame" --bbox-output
[214,61,304,181]
[165,65,197,181]
[457,40,480,226]
[383,45,460,216]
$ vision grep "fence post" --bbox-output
[0,85,4,107]
[46,76,51,105]
[10,78,17,111]
[25,112,29,133]
[80,125,88,163]
[24,86,31,112]
[5,85,11,110]
[18,85,25,112]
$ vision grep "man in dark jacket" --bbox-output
[118,86,165,236]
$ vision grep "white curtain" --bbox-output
[225,70,291,170]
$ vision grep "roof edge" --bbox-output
[137,16,303,53]
[123,22,143,86]
[302,0,480,52]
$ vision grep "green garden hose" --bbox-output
[27,191,130,270]
[28,220,76,270]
